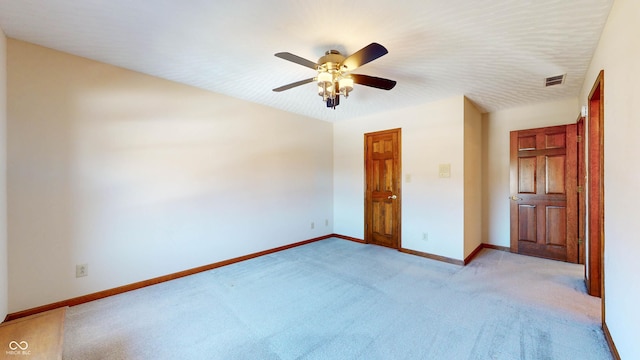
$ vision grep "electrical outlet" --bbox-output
[311,222,315,229]
[76,264,88,278]
[325,219,329,226]
[422,233,428,241]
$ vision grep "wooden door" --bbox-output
[365,129,401,249]
[509,124,578,262]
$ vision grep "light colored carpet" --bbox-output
[63,238,611,359]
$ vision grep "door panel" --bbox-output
[518,205,536,242]
[365,129,401,249]
[546,206,567,246]
[518,157,536,193]
[519,135,536,150]
[510,124,578,263]
[546,132,566,148]
[546,155,566,194]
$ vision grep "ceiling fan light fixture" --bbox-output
[317,71,333,85]
[339,77,354,97]
[273,43,395,109]
[317,71,337,101]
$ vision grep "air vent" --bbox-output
[545,74,565,87]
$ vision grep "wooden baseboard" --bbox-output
[399,243,512,267]
[463,243,512,264]
[4,236,514,322]
[464,244,484,265]
[331,234,365,243]
[482,243,511,252]
[603,321,621,360]
[4,235,334,323]
[399,248,465,266]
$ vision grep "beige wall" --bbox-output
[0,28,8,319]
[334,96,468,260]
[481,97,579,247]
[7,40,334,312]
[579,0,640,357]
[463,98,482,258]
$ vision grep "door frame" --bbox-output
[587,70,604,299]
[577,116,586,265]
[364,128,402,249]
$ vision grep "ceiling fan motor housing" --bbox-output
[318,50,345,72]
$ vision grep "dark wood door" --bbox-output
[365,129,401,249]
[509,124,578,262]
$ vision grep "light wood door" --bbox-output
[509,124,578,262]
[365,128,401,249]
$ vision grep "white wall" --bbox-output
[334,96,466,260]
[0,28,8,319]
[579,0,640,357]
[463,98,482,258]
[6,40,334,312]
[481,97,579,247]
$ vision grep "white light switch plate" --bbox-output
[439,164,451,178]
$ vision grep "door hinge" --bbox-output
[578,238,584,245]
[577,135,582,142]
[577,186,584,193]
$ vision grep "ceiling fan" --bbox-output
[272,43,397,109]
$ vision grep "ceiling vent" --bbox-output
[545,74,565,87]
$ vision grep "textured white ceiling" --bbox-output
[0,0,613,122]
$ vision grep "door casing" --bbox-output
[587,70,604,298]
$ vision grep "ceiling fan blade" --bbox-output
[275,52,318,70]
[341,43,389,71]
[272,78,315,92]
[351,74,397,90]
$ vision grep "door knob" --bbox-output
[388,195,397,200]
[510,195,522,201]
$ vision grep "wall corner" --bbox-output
[0,27,9,320]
